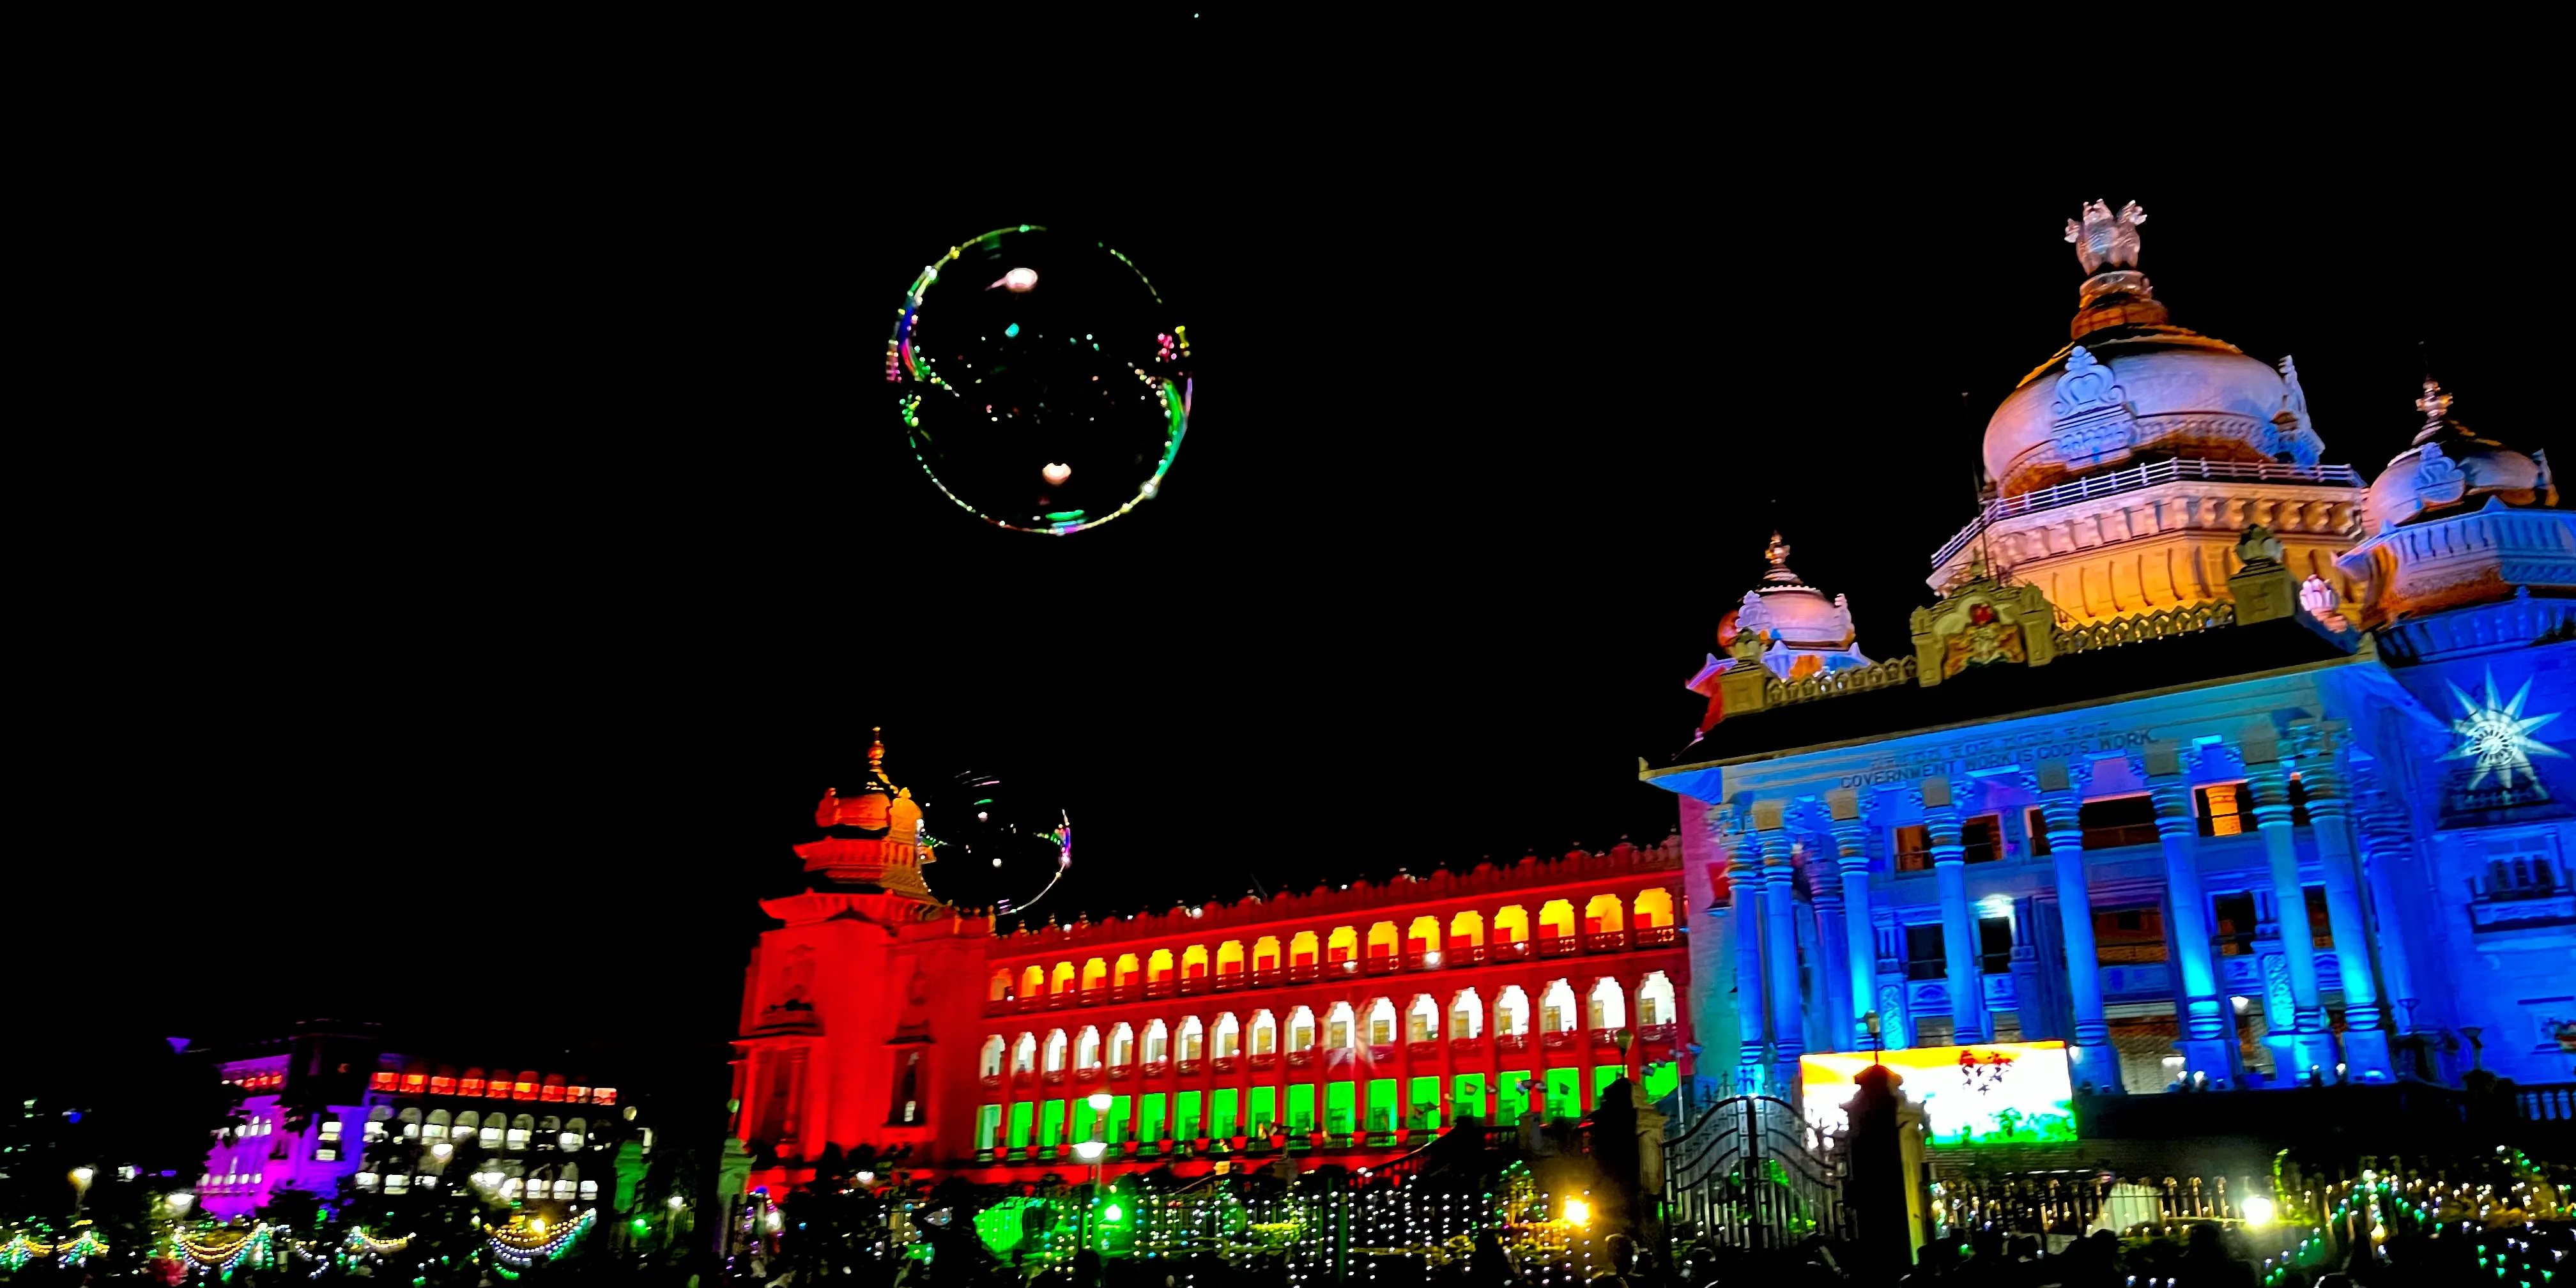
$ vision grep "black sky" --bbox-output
[20,40,2546,1067]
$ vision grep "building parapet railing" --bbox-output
[1765,655,1919,708]
[988,839,1684,956]
[1931,458,2366,569]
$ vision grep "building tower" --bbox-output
[731,732,993,1188]
[1929,201,2369,620]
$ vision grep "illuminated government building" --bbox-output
[1652,202,2572,1099]
[728,204,2571,1190]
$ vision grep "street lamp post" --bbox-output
[1079,1090,1113,1284]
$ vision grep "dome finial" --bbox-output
[2416,376,2455,431]
[1763,531,1796,583]
[868,726,887,780]
[2064,199,2147,274]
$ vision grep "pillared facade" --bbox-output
[729,738,1690,1193]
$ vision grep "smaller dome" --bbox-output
[2367,380,2554,531]
[1737,533,1855,650]
[815,728,900,832]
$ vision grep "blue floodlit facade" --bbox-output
[1646,209,2574,1096]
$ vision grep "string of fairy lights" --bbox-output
[11,1206,604,1282]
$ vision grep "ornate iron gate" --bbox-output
[1661,1091,1848,1251]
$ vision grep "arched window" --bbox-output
[1147,949,1176,986]
[1496,986,1530,1036]
[454,1110,480,1140]
[1215,941,1246,979]
[579,1179,599,1200]
[1324,1002,1357,1049]
[1583,894,1625,935]
[397,1107,422,1140]
[1043,1030,1069,1073]
[1540,979,1578,1031]
[1080,958,1109,992]
[1288,931,1319,967]
[1178,1016,1204,1062]
[1633,888,1676,928]
[1326,926,1359,965]
[1020,965,1046,999]
[1586,977,1629,1031]
[1449,910,1485,947]
[425,1109,450,1138]
[981,1036,1006,1078]
[1011,1034,1038,1073]
[1114,954,1141,988]
[1538,900,1577,940]
[1181,944,1210,981]
[1637,971,1677,1027]
[507,1114,534,1152]
[1407,995,1440,1044]
[1213,1013,1241,1058]
[1285,1007,1315,1052]
[1075,1026,1102,1071]
[1363,998,1397,1046]
[1109,1023,1135,1068]
[1143,1020,1170,1064]
[514,1071,540,1100]
[1365,922,1400,962]
[461,1068,487,1098]
[1250,1010,1277,1055]
[1406,916,1441,956]
[1252,937,1282,972]
[1450,988,1485,1039]
[1050,962,1076,995]
[1494,906,1529,944]
[537,1115,561,1138]
[479,1114,502,1149]
[560,1117,586,1150]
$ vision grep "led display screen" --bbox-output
[1800,1040,2077,1147]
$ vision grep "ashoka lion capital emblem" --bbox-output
[2065,199,2147,273]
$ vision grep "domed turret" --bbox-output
[1738,532,1861,658]
[1981,201,2324,497]
[2365,379,2557,532]
[1929,203,2366,624]
[797,729,941,903]
[2338,379,2571,637]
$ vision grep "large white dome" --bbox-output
[1984,330,2295,496]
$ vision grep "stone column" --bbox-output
[2241,729,2337,1078]
[1754,801,1805,1090]
[2356,796,2421,1037]
[1922,778,1989,1044]
[1809,839,1852,1052]
[2291,723,2391,1080]
[1828,790,1880,1052]
[2035,760,2119,1091]
[1725,817,1770,1080]
[2145,740,2235,1084]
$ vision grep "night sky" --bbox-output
[20,59,2541,1074]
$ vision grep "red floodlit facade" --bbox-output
[729,738,1692,1193]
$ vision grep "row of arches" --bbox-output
[374,1105,592,1153]
[988,890,1679,1001]
[979,973,1678,1078]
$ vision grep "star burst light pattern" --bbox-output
[2443,668,2565,790]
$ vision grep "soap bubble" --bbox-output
[889,226,1192,535]
[915,769,1072,914]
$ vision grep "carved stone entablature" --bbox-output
[2335,496,2576,634]
[2374,590,2576,665]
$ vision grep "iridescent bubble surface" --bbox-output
[890,226,1191,535]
